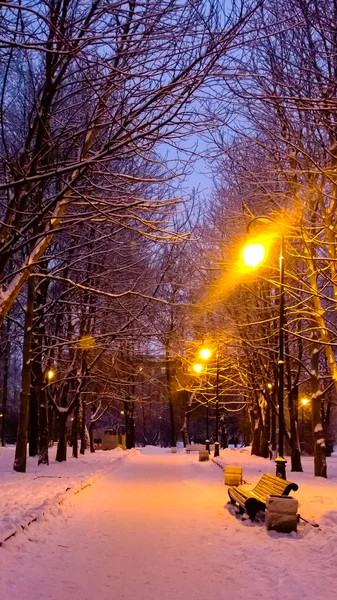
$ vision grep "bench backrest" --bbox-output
[250,473,299,503]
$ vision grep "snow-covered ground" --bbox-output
[0,445,126,543]
[0,446,337,600]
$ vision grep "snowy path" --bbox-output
[1,449,336,600]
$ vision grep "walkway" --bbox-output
[0,449,336,600]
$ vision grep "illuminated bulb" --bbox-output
[267,383,272,389]
[47,369,54,381]
[193,363,203,374]
[301,398,309,406]
[242,243,265,268]
[200,348,211,360]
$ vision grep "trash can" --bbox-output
[265,495,298,533]
[224,466,243,486]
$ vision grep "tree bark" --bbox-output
[124,399,135,449]
[72,400,79,458]
[311,332,327,478]
[288,387,303,472]
[250,403,261,456]
[165,342,176,447]
[181,392,193,446]
[29,377,39,457]
[56,412,68,462]
[80,399,86,455]
[89,422,95,453]
[1,320,9,447]
[38,385,49,466]
[324,401,334,457]
[34,272,50,465]
[14,275,35,472]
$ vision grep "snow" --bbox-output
[0,445,126,543]
[1,446,337,599]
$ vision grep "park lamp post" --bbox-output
[214,348,220,457]
[242,216,287,480]
[196,346,221,457]
[193,347,212,453]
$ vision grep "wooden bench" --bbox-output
[185,444,215,453]
[228,473,299,521]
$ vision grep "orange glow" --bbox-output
[199,348,211,360]
[193,363,203,374]
[47,369,54,381]
[242,243,265,268]
[301,398,309,406]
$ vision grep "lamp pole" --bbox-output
[205,396,210,452]
[214,349,220,457]
[275,234,287,479]
[244,217,287,479]
[195,349,212,454]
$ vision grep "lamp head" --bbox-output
[199,348,211,360]
[242,243,265,268]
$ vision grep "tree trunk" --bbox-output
[243,405,251,447]
[258,394,269,458]
[89,422,95,453]
[311,332,327,478]
[1,320,9,447]
[288,387,303,472]
[181,392,193,446]
[56,412,68,462]
[260,427,269,459]
[250,405,261,456]
[14,275,35,472]
[29,380,39,457]
[38,387,49,466]
[124,399,135,449]
[165,343,176,447]
[80,399,86,455]
[72,401,79,458]
[34,272,49,465]
[323,401,334,456]
[220,416,228,448]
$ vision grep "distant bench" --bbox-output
[228,473,299,521]
[185,444,215,453]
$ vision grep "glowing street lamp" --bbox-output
[193,363,203,374]
[242,243,265,268]
[199,348,211,360]
[47,369,54,381]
